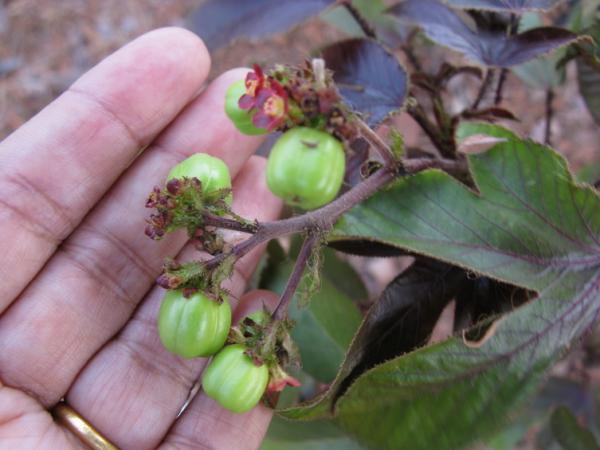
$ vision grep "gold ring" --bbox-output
[52,402,118,450]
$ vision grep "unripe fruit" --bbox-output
[158,290,231,359]
[266,127,345,210]
[225,80,268,136]
[202,344,269,413]
[167,153,232,204]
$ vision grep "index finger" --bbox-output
[0,27,210,311]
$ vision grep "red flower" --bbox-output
[238,64,266,110]
[252,80,289,131]
[237,65,289,131]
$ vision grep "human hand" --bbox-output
[0,28,282,450]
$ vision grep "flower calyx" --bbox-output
[145,177,232,241]
[228,309,301,393]
[155,254,235,304]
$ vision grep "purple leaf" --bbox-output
[388,0,580,66]
[445,0,564,11]
[320,38,408,126]
[187,0,335,51]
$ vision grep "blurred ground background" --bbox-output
[1,0,597,170]
[1,1,599,449]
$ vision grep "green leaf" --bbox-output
[260,244,363,383]
[262,417,365,450]
[321,0,386,38]
[320,248,367,302]
[577,161,600,185]
[577,23,600,125]
[320,0,403,45]
[551,406,600,450]
[281,123,600,450]
[486,376,599,449]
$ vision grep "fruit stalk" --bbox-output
[272,232,320,321]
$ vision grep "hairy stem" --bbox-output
[201,165,399,274]
[177,121,467,319]
[203,214,258,234]
[272,233,320,320]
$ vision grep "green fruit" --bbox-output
[246,310,270,326]
[266,127,345,210]
[167,153,232,204]
[158,290,231,359]
[202,344,269,413]
[225,80,267,136]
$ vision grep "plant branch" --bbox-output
[201,165,398,274]
[203,214,258,234]
[472,68,495,110]
[175,124,470,318]
[407,103,455,158]
[201,155,463,274]
[272,233,320,321]
[494,15,518,105]
[340,0,376,39]
[494,68,508,105]
[402,29,424,73]
[403,157,466,176]
[355,118,398,167]
[544,88,554,146]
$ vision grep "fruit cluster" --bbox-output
[149,62,353,414]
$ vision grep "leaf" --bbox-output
[550,407,600,450]
[577,161,600,185]
[262,416,365,450]
[512,12,567,89]
[281,123,600,450]
[186,0,334,51]
[567,0,600,32]
[444,0,564,12]
[327,239,408,257]
[260,244,364,383]
[577,24,600,125]
[486,376,598,450]
[333,258,471,402]
[320,0,406,45]
[320,39,408,126]
[453,276,532,336]
[321,0,386,38]
[387,0,581,67]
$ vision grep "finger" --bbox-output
[160,289,278,450]
[0,69,261,406]
[0,382,81,450]
[65,157,282,450]
[0,27,210,313]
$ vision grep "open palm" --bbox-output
[0,28,281,450]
